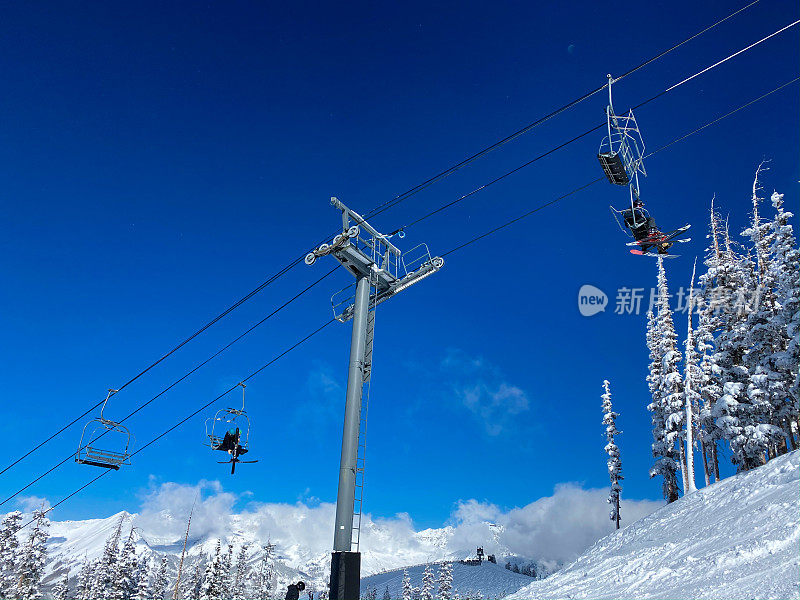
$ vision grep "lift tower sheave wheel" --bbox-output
[307,197,443,600]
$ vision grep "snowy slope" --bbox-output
[507,450,800,600]
[362,561,536,599]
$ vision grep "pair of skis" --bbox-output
[627,224,691,259]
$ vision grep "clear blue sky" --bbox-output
[1,1,797,528]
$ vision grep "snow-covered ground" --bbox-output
[507,450,800,600]
[362,560,536,599]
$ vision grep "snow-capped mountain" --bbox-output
[506,450,800,600]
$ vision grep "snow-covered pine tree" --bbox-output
[0,510,23,599]
[437,561,453,600]
[219,543,233,600]
[15,507,49,600]
[767,190,800,449]
[255,541,275,600]
[714,220,765,471]
[149,555,169,600]
[95,514,125,599]
[601,379,623,527]
[401,570,413,600]
[52,574,70,600]
[656,258,688,494]
[114,527,139,600]
[696,197,727,484]
[231,544,249,600]
[201,541,223,600]
[75,556,93,600]
[646,267,679,503]
[186,564,204,600]
[383,584,391,600]
[682,260,700,493]
[741,164,785,460]
[133,558,150,600]
[421,564,435,600]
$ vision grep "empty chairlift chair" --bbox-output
[597,75,646,188]
[75,389,133,470]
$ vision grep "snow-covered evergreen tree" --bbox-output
[421,564,435,600]
[437,561,453,600]
[401,570,413,600]
[383,584,391,600]
[255,541,275,600]
[53,574,70,600]
[231,544,249,600]
[696,197,727,483]
[201,541,223,600]
[94,514,125,599]
[0,511,23,599]
[187,564,204,600]
[602,379,623,527]
[133,558,150,600]
[15,508,49,600]
[149,555,169,600]
[219,543,233,600]
[114,528,139,600]
[75,556,93,600]
[741,165,785,460]
[714,221,766,471]
[682,261,700,493]
[767,190,799,449]
[646,262,680,503]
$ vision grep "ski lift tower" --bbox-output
[306,197,443,600]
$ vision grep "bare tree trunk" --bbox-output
[711,443,720,482]
[701,441,711,487]
[678,441,688,495]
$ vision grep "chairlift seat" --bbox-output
[76,445,129,469]
[597,152,629,186]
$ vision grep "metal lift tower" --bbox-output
[306,198,443,600]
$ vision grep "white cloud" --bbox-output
[129,479,661,568]
[16,495,51,514]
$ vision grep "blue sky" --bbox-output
[0,1,798,529]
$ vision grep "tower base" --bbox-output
[329,551,361,600]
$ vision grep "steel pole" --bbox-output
[333,274,370,551]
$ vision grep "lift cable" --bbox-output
[18,317,337,529]
[394,20,800,234]
[0,1,765,478]
[440,77,800,258]
[5,23,797,501]
[0,267,337,508]
[364,0,766,221]
[15,75,798,531]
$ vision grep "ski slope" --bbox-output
[507,450,800,600]
[362,560,536,599]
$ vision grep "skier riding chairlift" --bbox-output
[621,198,671,255]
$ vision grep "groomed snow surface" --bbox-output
[507,450,799,600]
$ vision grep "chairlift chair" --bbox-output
[597,75,647,188]
[205,383,257,474]
[75,389,133,470]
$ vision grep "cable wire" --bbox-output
[0,267,337,508]
[7,15,796,496]
[395,21,799,235]
[365,0,765,221]
[2,1,765,476]
[441,77,799,257]
[16,75,798,531]
[19,318,337,529]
